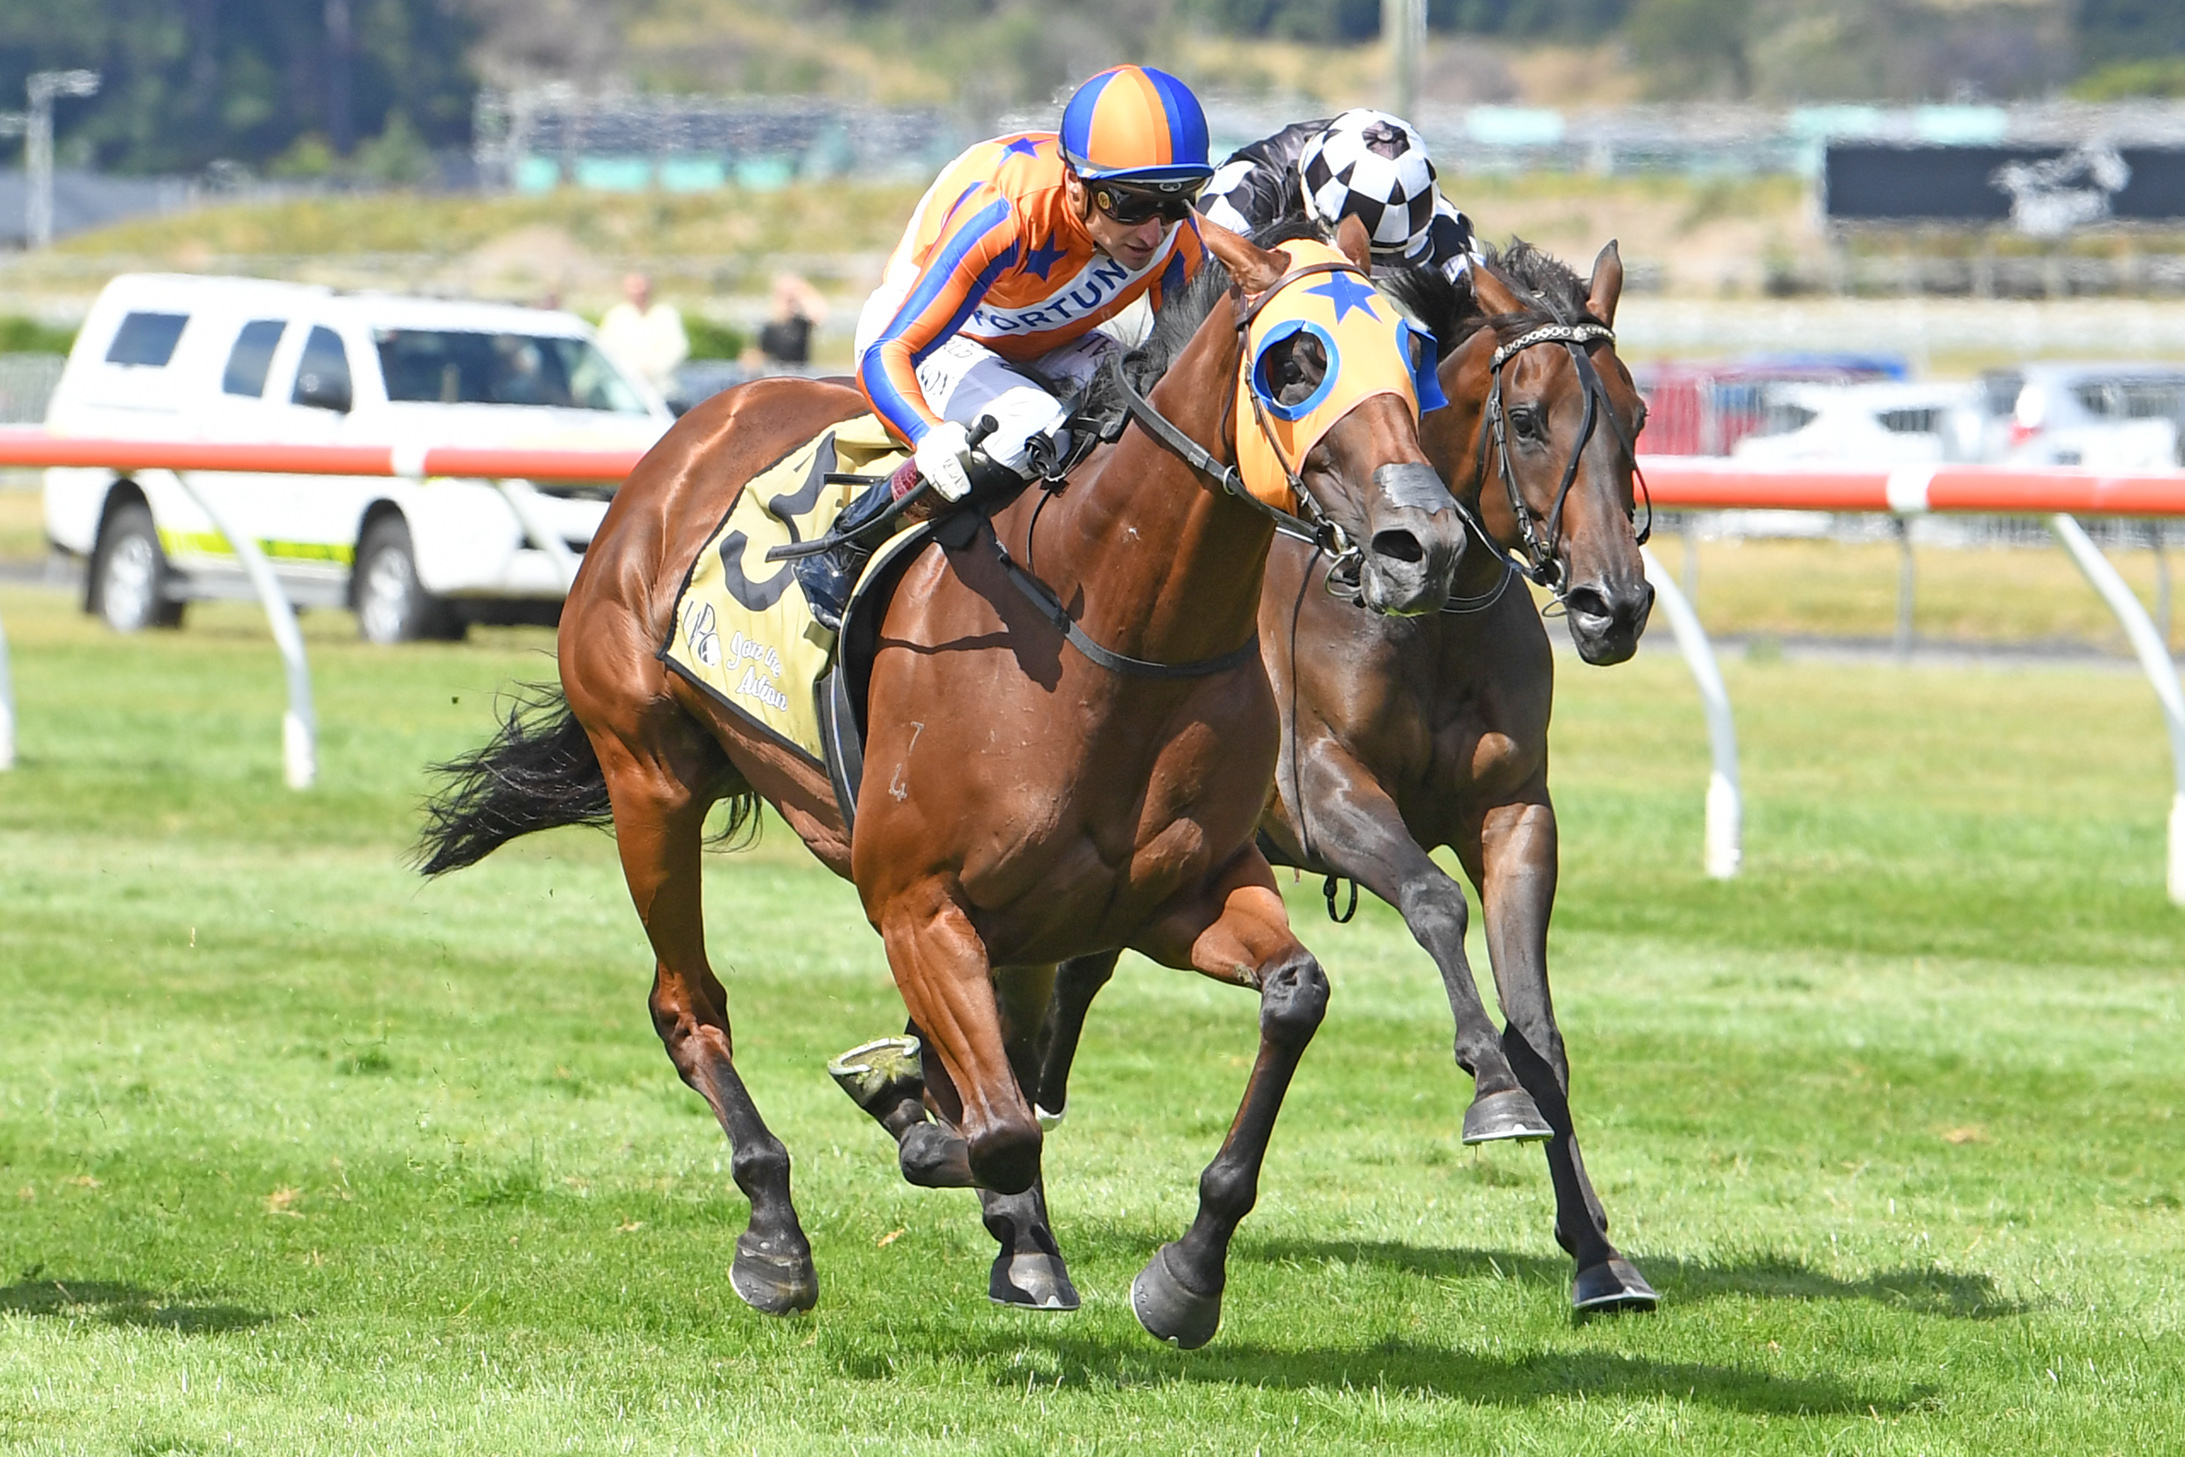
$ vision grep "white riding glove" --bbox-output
[914,419,975,502]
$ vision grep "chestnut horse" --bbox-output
[416,218,1465,1348]
[863,239,1662,1314]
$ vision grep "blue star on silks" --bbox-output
[1307,271,1380,323]
[1000,136,1043,161]
[1021,235,1066,280]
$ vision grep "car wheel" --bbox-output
[92,501,184,632]
[354,516,460,644]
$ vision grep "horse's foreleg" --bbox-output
[1304,752,1550,1144]
[1474,797,1657,1313]
[1124,860,1329,1349]
[978,962,1078,1310]
[1034,950,1121,1127]
[877,882,1043,1195]
[600,740,816,1316]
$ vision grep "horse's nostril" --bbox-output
[1563,587,1612,622]
[1371,529,1425,565]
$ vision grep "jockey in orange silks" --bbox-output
[795,65,1217,628]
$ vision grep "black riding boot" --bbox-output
[793,475,904,632]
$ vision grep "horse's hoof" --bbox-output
[729,1231,817,1315]
[1034,1103,1066,1132]
[1130,1244,1222,1349]
[990,1249,1080,1310]
[1572,1257,1659,1314]
[1462,1088,1555,1144]
[827,1035,924,1114]
[898,1121,974,1188]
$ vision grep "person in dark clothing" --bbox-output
[1199,109,1479,284]
[756,273,829,366]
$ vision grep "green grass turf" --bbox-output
[1,583,2182,1453]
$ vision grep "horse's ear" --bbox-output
[1201,218,1287,296]
[1586,240,1624,326]
[1469,259,1526,320]
[1335,214,1373,272]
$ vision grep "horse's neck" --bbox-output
[1040,354,1271,664]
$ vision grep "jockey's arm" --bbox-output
[1426,195,1482,284]
[856,191,1023,446]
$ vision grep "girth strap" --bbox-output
[977,516,1261,680]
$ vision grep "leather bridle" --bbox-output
[1467,319,1651,597]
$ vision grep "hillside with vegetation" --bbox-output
[3,0,2184,180]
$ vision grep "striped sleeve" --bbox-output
[857,190,1023,443]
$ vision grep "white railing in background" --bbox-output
[0,434,642,787]
[1,434,2183,906]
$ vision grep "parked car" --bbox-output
[1634,355,1905,456]
[43,274,673,641]
[1980,362,2185,470]
[1729,380,1984,466]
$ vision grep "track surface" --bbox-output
[1,588,2181,1453]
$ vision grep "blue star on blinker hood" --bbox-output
[1306,271,1380,322]
[1021,236,1066,279]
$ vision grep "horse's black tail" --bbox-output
[415,683,614,876]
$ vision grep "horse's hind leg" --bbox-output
[1034,950,1120,1127]
[1472,797,1657,1314]
[596,733,817,1315]
[1304,754,1550,1143]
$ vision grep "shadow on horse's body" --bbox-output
[416,217,1467,1347]
[1015,239,1663,1314]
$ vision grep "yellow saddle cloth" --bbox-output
[659,413,909,762]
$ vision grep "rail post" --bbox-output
[0,600,15,770]
[173,477,316,789]
[1641,545,1741,878]
[2050,513,2185,904]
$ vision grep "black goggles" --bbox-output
[1089,178,1204,226]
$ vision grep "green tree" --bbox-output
[0,0,478,175]
[1625,0,1754,97]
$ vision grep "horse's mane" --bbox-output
[1458,241,1599,354]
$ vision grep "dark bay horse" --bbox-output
[416,217,1466,1347]
[860,238,1662,1314]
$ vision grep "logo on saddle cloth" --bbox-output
[1232,239,1448,513]
[662,413,909,762]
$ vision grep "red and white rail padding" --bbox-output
[1636,457,2185,517]
[0,429,647,483]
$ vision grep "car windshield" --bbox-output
[374,329,649,413]
[1751,397,1819,437]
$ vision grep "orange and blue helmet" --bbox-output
[1059,65,1213,188]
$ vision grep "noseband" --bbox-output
[1471,320,1651,597]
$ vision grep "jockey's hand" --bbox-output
[915,420,975,502]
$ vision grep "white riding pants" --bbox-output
[857,285,1137,472]
[903,333,1115,473]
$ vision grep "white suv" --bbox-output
[1981,363,2185,471]
[44,274,673,641]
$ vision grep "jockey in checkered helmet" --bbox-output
[1200,108,1478,284]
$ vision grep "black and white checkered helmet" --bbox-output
[1298,109,1439,258]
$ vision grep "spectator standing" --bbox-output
[757,273,829,367]
[597,272,689,393]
